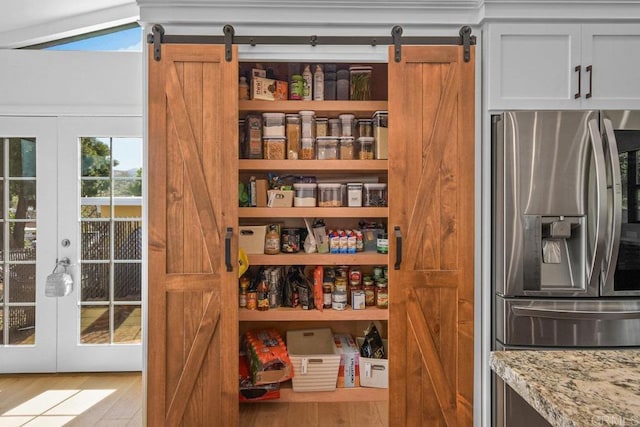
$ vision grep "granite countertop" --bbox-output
[490,350,640,427]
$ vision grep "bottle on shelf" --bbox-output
[313,64,324,101]
[257,272,269,311]
[239,76,249,100]
[239,276,249,308]
[302,64,313,101]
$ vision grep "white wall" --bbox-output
[0,49,142,116]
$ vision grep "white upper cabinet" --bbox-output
[487,23,640,110]
[581,24,640,109]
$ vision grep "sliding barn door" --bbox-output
[147,44,238,426]
[388,45,475,426]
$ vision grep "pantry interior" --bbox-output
[147,33,474,426]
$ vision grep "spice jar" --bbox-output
[375,280,388,309]
[239,277,249,308]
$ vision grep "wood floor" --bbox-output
[0,372,142,427]
[0,373,387,426]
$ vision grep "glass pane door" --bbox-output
[0,117,57,373]
[57,117,143,372]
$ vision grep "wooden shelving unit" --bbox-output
[247,383,389,403]
[239,100,388,116]
[239,207,387,218]
[248,252,387,266]
[238,159,388,173]
[239,306,389,321]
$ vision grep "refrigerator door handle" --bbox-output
[512,305,640,320]
[602,118,622,294]
[587,119,608,292]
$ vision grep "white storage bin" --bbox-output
[287,328,340,392]
[356,337,389,388]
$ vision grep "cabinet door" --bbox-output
[147,44,238,426]
[582,23,640,109]
[388,45,474,425]
[487,23,581,110]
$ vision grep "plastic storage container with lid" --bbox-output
[339,136,355,160]
[349,66,373,100]
[300,137,315,160]
[299,110,316,139]
[286,114,301,159]
[339,114,355,137]
[357,136,375,160]
[293,183,317,207]
[263,137,287,160]
[316,137,339,160]
[316,118,328,137]
[373,110,388,160]
[328,118,341,137]
[262,112,286,137]
[317,183,342,207]
[363,183,388,207]
[357,119,373,138]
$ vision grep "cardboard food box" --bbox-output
[239,225,267,254]
[287,328,341,392]
[333,334,360,388]
[267,190,294,207]
[239,354,280,401]
[356,337,389,388]
[243,329,293,386]
[252,76,288,101]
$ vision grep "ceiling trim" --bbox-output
[0,3,140,48]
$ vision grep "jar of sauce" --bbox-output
[363,277,375,306]
[375,280,388,309]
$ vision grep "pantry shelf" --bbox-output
[239,100,388,116]
[257,383,388,403]
[238,159,388,172]
[239,207,388,218]
[248,252,388,265]
[239,306,389,321]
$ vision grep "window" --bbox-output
[27,24,142,52]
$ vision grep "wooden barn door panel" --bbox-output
[148,44,238,426]
[388,45,475,427]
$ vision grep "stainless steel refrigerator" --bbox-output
[492,110,640,426]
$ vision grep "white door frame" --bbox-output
[0,116,58,373]
[56,116,143,372]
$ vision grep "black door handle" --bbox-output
[586,65,593,99]
[394,226,402,270]
[574,65,581,99]
[225,227,233,272]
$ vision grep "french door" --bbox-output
[0,116,58,372]
[0,116,143,373]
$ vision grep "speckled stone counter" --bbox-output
[491,350,640,427]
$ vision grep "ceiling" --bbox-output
[0,0,138,48]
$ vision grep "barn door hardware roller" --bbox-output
[148,24,165,61]
[147,24,475,63]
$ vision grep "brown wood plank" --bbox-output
[183,291,204,424]
[404,62,459,263]
[165,57,221,264]
[165,291,184,415]
[165,293,221,426]
[165,273,219,291]
[147,47,168,427]
[406,293,457,427]
[218,44,239,425]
